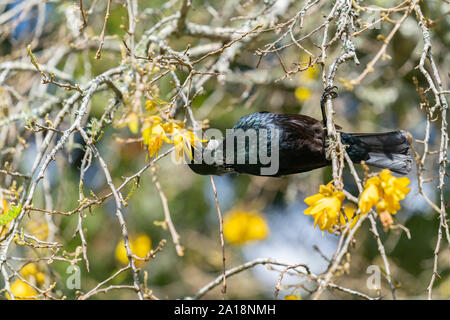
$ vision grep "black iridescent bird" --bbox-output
[188,87,412,176]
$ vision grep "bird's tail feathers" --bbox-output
[343,130,413,175]
[348,131,410,155]
[364,152,412,175]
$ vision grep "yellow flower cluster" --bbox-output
[126,112,140,134]
[7,280,38,300]
[115,233,152,267]
[7,263,45,300]
[119,96,204,160]
[358,169,410,227]
[142,115,172,157]
[141,114,204,160]
[20,263,46,285]
[303,182,352,233]
[304,170,410,233]
[223,210,269,245]
[172,128,203,162]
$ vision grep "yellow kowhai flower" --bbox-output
[303,182,345,232]
[305,67,318,80]
[20,263,38,278]
[115,234,152,267]
[7,280,38,300]
[298,55,318,80]
[301,64,318,81]
[143,115,163,125]
[20,263,46,286]
[142,120,171,157]
[145,100,158,112]
[359,177,381,215]
[379,169,410,214]
[294,87,311,103]
[358,169,410,216]
[126,112,139,134]
[223,210,269,245]
[163,120,184,134]
[145,93,169,112]
[339,203,360,230]
[172,128,205,161]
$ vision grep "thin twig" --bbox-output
[210,176,226,298]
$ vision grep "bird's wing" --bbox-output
[274,114,325,154]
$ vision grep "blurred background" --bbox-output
[0,0,448,299]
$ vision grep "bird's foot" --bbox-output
[320,86,338,126]
[321,86,338,105]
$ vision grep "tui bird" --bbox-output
[188,87,412,177]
